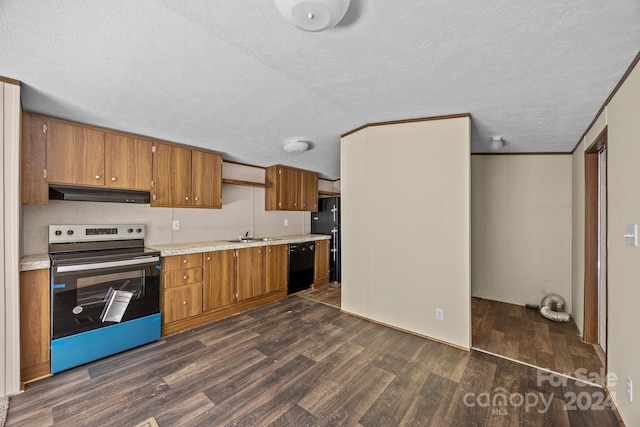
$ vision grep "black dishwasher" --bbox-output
[288,242,315,294]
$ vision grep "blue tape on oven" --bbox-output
[52,284,66,289]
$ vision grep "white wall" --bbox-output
[571,140,585,334]
[471,155,573,311]
[22,163,310,255]
[601,58,640,424]
[341,116,471,349]
[1,80,21,397]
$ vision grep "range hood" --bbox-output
[49,185,150,204]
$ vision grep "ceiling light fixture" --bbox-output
[283,140,309,153]
[274,0,350,32]
[490,136,504,151]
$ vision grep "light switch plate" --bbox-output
[625,224,637,246]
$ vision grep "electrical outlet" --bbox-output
[172,220,180,231]
[627,376,633,401]
[284,219,288,227]
[436,308,444,321]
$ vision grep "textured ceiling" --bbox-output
[1,1,639,179]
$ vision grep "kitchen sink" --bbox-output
[226,237,281,243]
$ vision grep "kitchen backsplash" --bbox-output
[21,184,309,255]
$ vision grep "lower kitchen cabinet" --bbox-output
[237,246,265,301]
[203,250,235,311]
[314,239,330,287]
[20,269,51,382]
[161,254,204,325]
[160,244,291,336]
[163,283,203,323]
[266,244,288,293]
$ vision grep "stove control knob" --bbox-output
[67,230,74,236]
[136,228,142,233]
[128,228,134,233]
[55,230,62,236]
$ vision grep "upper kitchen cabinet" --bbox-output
[152,143,222,208]
[300,169,318,211]
[191,149,222,208]
[21,114,154,203]
[104,134,153,191]
[152,143,191,207]
[265,165,318,211]
[46,119,105,187]
[21,113,48,204]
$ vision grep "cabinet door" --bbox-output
[278,167,300,210]
[21,113,49,204]
[237,246,265,301]
[203,250,235,311]
[152,143,192,207]
[300,171,318,211]
[265,244,288,293]
[192,150,222,208]
[105,133,152,190]
[20,269,50,381]
[163,283,203,324]
[46,120,105,186]
[314,239,330,286]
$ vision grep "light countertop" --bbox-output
[19,234,331,271]
[148,234,330,257]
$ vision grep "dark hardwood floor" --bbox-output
[472,297,605,386]
[298,283,341,308]
[7,296,619,426]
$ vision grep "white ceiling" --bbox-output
[1,1,639,179]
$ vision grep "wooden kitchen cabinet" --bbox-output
[152,143,222,208]
[265,244,288,294]
[300,171,318,211]
[203,250,235,311]
[163,283,203,323]
[20,269,50,382]
[265,165,318,211]
[314,239,330,287]
[21,113,49,204]
[237,246,265,301]
[104,133,153,190]
[46,119,105,187]
[21,114,154,203]
[161,254,204,325]
[191,149,222,208]
[160,244,288,336]
[152,143,192,207]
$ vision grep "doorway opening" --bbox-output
[584,127,608,362]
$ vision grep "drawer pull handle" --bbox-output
[195,197,199,201]
[182,301,188,305]
[183,259,188,264]
[111,177,117,181]
[95,175,101,180]
[185,196,190,201]
[207,256,211,260]
[183,275,188,280]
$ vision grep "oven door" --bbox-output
[51,255,161,340]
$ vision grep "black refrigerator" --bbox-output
[311,196,341,283]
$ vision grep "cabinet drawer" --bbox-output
[163,267,203,288]
[163,253,203,271]
[163,283,203,324]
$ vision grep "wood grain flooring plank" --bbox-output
[404,373,459,427]
[311,365,395,426]
[268,404,317,427]
[203,354,317,425]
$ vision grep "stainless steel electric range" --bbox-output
[49,224,161,373]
